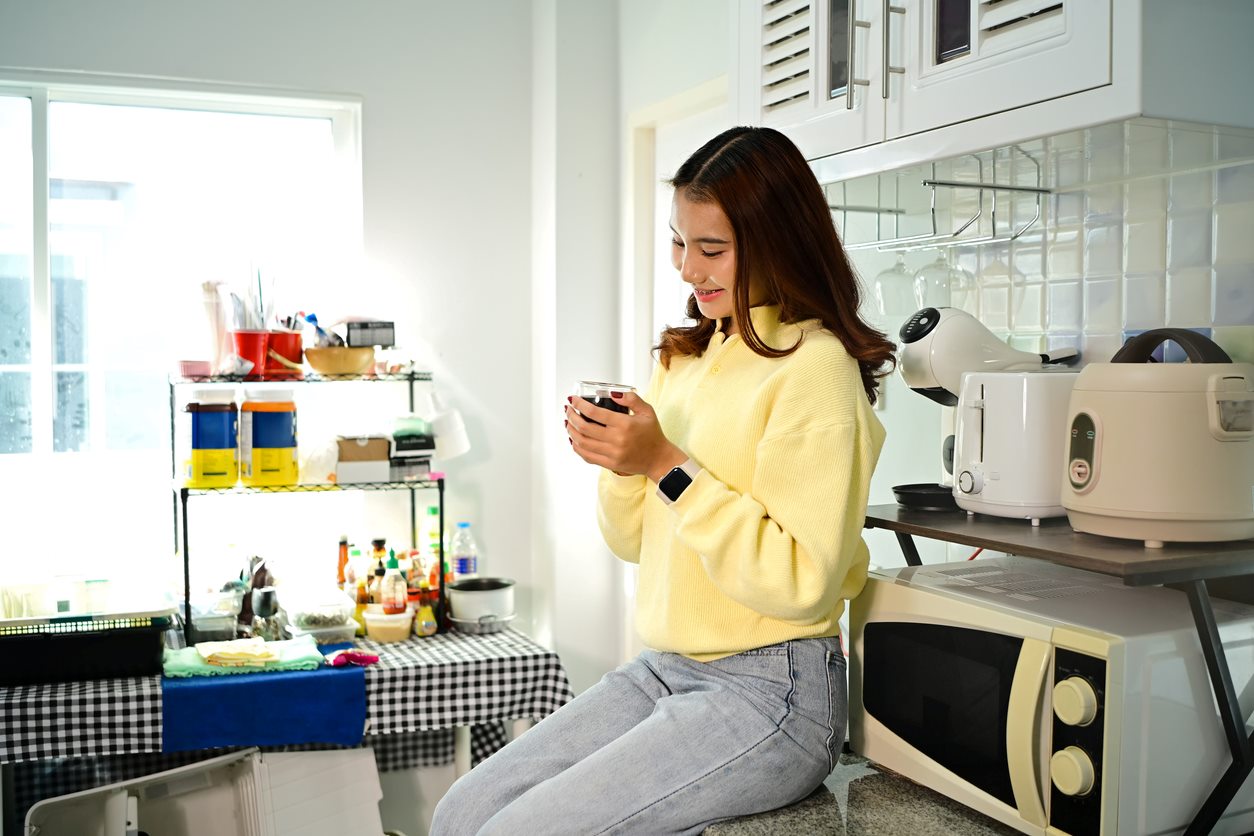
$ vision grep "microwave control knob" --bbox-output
[1053,677,1099,726]
[1050,746,1096,797]
[957,469,983,494]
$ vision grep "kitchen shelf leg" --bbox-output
[894,532,923,567]
[181,488,192,642]
[1182,580,1254,836]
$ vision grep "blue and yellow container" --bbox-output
[240,389,299,486]
[184,390,238,488]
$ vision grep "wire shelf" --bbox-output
[171,370,433,384]
[182,479,442,496]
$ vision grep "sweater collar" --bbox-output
[717,304,807,349]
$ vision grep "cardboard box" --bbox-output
[336,436,391,462]
[336,460,391,484]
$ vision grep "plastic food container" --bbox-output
[286,622,357,646]
[364,608,413,643]
[289,588,355,629]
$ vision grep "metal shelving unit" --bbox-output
[168,371,445,642]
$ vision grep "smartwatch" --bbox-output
[656,458,701,505]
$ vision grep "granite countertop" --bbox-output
[704,753,1020,836]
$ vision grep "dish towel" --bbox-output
[162,638,366,752]
[163,636,323,677]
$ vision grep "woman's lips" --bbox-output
[694,288,724,299]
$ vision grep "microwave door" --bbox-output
[1006,637,1050,829]
[859,621,1049,823]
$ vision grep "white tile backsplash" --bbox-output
[1047,281,1082,330]
[842,126,1253,366]
[1084,224,1122,275]
[1169,171,1214,212]
[1123,273,1167,329]
[1214,202,1254,265]
[1123,218,1166,274]
[1167,211,1213,270]
[1214,266,1254,327]
[1126,179,1167,221]
[1167,268,1214,326]
[1083,276,1121,332]
[1046,228,1083,279]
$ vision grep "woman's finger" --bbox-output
[570,394,629,427]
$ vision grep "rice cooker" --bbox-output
[1061,328,1254,548]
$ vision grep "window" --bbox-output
[0,82,361,596]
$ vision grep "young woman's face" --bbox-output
[669,190,743,333]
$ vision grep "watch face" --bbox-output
[659,466,693,502]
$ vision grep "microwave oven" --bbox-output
[848,556,1254,836]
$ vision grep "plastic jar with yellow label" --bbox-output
[240,389,298,486]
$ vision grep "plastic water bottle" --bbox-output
[450,522,479,581]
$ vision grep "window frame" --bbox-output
[0,71,364,458]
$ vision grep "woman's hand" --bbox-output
[565,391,688,483]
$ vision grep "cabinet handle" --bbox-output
[846,0,872,110]
[882,1,906,100]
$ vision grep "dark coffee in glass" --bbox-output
[576,380,633,426]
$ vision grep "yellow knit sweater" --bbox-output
[597,305,886,661]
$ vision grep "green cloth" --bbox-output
[163,635,325,678]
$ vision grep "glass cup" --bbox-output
[575,380,634,426]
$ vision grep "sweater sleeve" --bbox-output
[670,354,880,622]
[594,363,664,565]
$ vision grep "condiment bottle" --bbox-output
[336,535,350,589]
[368,558,386,604]
[414,579,438,637]
[353,578,369,636]
[381,555,408,615]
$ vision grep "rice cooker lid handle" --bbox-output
[1111,328,1232,364]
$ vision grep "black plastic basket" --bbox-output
[0,615,172,686]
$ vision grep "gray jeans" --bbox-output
[430,636,847,835]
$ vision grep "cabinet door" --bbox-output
[885,0,1112,140]
[738,0,886,160]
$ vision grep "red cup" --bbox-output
[230,330,270,379]
[265,330,304,380]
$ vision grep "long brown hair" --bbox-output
[656,126,896,405]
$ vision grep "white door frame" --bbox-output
[616,77,728,664]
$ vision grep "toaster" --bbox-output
[952,369,1080,525]
[1061,328,1254,548]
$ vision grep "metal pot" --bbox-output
[447,577,515,622]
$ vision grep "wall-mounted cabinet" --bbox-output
[738,0,1110,160]
[735,0,1254,182]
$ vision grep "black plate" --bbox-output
[892,483,960,512]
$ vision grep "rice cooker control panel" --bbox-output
[1068,413,1100,494]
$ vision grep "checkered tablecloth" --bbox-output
[0,628,573,764]
[2,628,572,833]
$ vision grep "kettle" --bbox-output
[899,307,1078,406]
[1061,329,1254,548]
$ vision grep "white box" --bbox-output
[335,460,391,484]
[25,747,383,836]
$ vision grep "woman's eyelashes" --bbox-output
[671,238,723,258]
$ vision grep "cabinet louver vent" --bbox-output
[760,0,812,115]
[979,0,1064,35]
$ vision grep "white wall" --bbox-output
[529,0,624,693]
[0,0,538,619]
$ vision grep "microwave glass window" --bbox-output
[828,0,851,99]
[935,0,971,64]
[862,622,1020,807]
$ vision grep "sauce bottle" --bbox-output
[381,555,408,615]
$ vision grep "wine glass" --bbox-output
[873,253,916,318]
[912,250,976,311]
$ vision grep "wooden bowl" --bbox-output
[304,346,375,376]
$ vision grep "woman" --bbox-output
[431,126,896,835]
